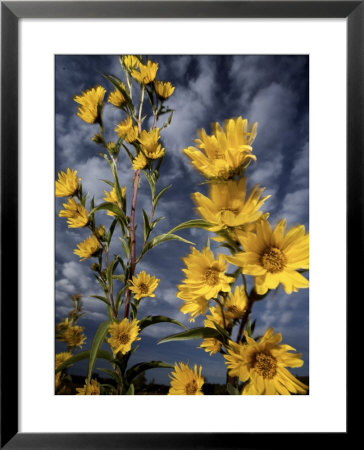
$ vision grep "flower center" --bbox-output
[185,380,198,395]
[205,268,220,286]
[139,283,149,294]
[226,305,241,317]
[254,352,277,379]
[118,332,130,344]
[260,247,286,273]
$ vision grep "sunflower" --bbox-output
[178,288,210,322]
[55,168,80,197]
[192,179,270,232]
[132,152,147,170]
[200,307,225,355]
[177,247,234,301]
[137,128,164,159]
[223,286,248,321]
[55,352,72,390]
[129,271,159,300]
[58,198,89,228]
[168,362,204,395]
[103,186,126,216]
[226,219,309,295]
[115,116,139,143]
[183,117,257,179]
[76,379,101,395]
[131,60,158,84]
[154,80,175,99]
[58,324,86,349]
[108,87,126,107]
[74,232,101,261]
[73,85,105,124]
[107,318,140,356]
[122,55,141,71]
[224,328,308,395]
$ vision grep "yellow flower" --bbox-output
[55,168,80,197]
[177,247,234,301]
[107,318,140,356]
[58,324,86,349]
[131,60,158,84]
[103,186,126,216]
[192,179,270,232]
[55,352,72,390]
[132,152,147,170]
[122,55,141,71]
[58,198,89,228]
[178,288,210,322]
[137,128,165,159]
[129,271,160,300]
[154,80,175,99]
[224,328,308,395]
[168,362,204,395]
[108,87,126,107]
[223,286,248,321]
[76,379,101,395]
[115,116,139,143]
[200,307,224,355]
[73,85,105,124]
[183,117,257,179]
[226,219,309,295]
[74,233,101,261]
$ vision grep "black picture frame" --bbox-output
[1,1,355,448]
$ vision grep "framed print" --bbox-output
[1,1,356,447]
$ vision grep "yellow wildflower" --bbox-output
[73,85,105,124]
[108,87,126,107]
[137,128,164,159]
[115,116,139,143]
[74,233,101,261]
[103,186,126,216]
[154,80,175,99]
[107,318,140,356]
[76,379,101,395]
[224,328,308,395]
[132,152,147,170]
[226,219,309,295]
[131,60,158,84]
[55,168,80,197]
[58,198,88,228]
[122,55,141,71]
[129,271,159,300]
[168,362,204,395]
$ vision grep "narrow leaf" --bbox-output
[153,185,171,209]
[139,315,188,331]
[158,327,221,345]
[167,219,211,235]
[55,349,114,374]
[126,361,174,383]
[141,233,194,258]
[87,321,111,385]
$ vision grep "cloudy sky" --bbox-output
[55,55,309,385]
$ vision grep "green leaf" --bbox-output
[140,233,194,258]
[125,384,135,395]
[100,179,114,188]
[107,219,118,246]
[87,321,111,385]
[143,171,156,199]
[211,321,230,341]
[150,216,165,231]
[90,202,126,226]
[96,367,122,384]
[55,349,114,374]
[142,209,150,241]
[106,256,119,295]
[227,383,240,395]
[89,295,109,305]
[153,185,171,208]
[125,361,174,383]
[103,73,133,105]
[118,237,130,260]
[158,327,221,345]
[167,219,211,235]
[138,315,188,331]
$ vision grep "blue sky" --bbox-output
[55,55,309,385]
